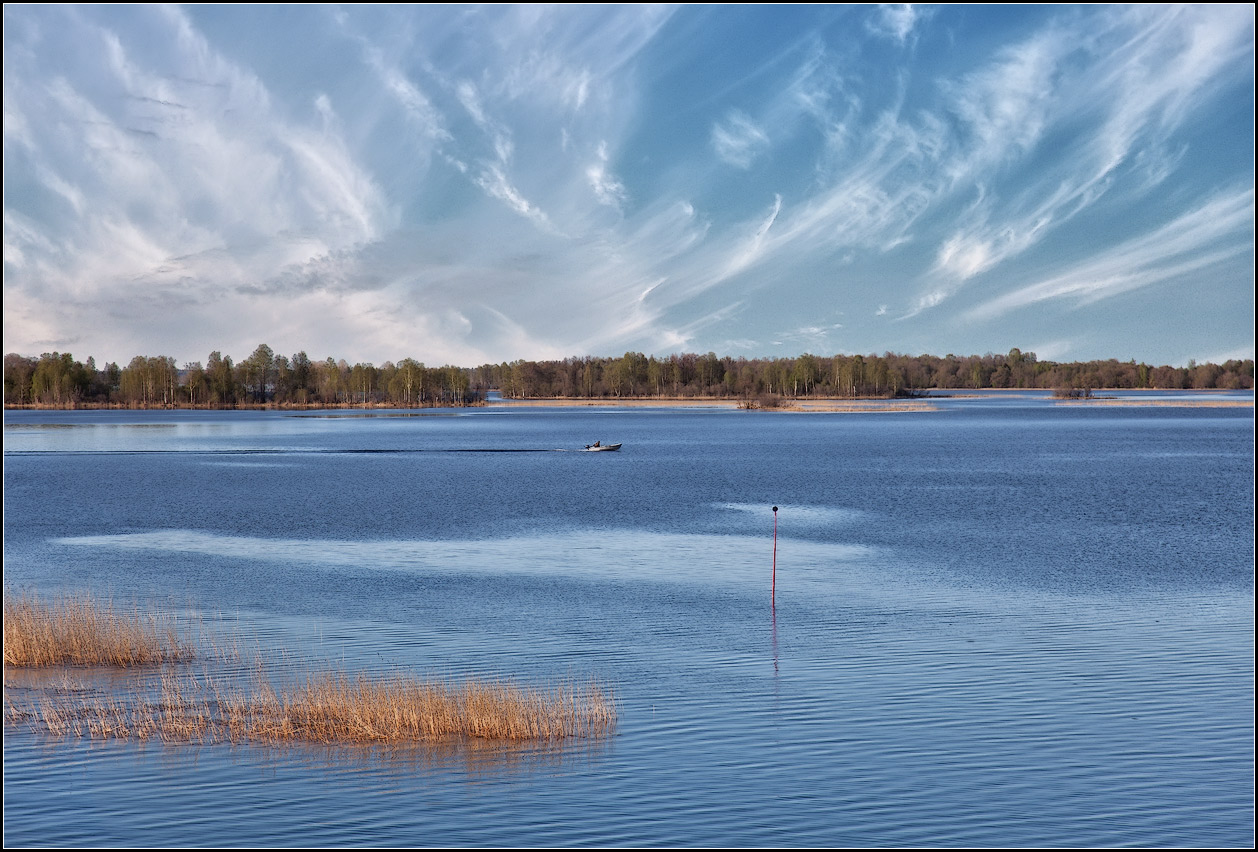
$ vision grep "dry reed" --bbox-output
[270,672,617,742]
[4,593,616,744]
[3,592,193,667]
[6,668,616,744]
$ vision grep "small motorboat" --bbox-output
[583,442,621,452]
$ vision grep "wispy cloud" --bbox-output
[3,5,1251,367]
[723,194,782,278]
[968,188,1254,320]
[587,141,628,210]
[711,110,770,168]
[473,165,557,232]
[2,5,397,356]
[868,5,922,45]
[900,4,1256,315]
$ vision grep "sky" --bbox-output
[3,4,1254,369]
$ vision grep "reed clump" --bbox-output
[7,669,616,744]
[3,592,193,668]
[269,672,617,742]
[4,592,617,744]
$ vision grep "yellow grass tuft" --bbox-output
[268,672,617,742]
[7,668,616,744]
[3,592,193,667]
[4,592,617,744]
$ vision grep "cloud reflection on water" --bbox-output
[55,528,874,591]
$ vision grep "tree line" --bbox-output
[3,345,476,408]
[3,345,1253,408]
[481,349,1253,403]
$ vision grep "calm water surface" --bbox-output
[3,394,1254,847]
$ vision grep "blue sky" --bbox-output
[4,4,1253,368]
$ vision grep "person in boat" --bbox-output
[593,440,600,447]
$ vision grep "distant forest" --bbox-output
[3,345,1254,409]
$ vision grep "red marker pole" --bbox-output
[772,506,779,607]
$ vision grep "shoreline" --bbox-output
[486,396,937,412]
[4,390,1251,414]
[486,392,1252,412]
[1051,398,1253,407]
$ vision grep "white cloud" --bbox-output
[2,6,396,359]
[371,56,450,145]
[3,5,1251,367]
[968,188,1254,320]
[1025,339,1075,362]
[711,110,770,169]
[942,32,1061,175]
[868,5,921,44]
[1199,345,1257,365]
[898,5,1255,316]
[473,164,557,232]
[723,194,782,278]
[456,80,488,127]
[587,141,628,210]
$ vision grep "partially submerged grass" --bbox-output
[6,668,616,744]
[3,592,193,667]
[271,672,617,742]
[4,592,617,744]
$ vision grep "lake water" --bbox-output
[4,393,1254,847]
